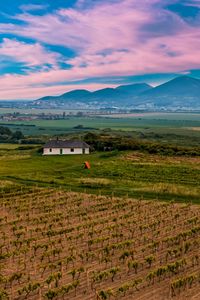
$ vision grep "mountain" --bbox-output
[91,84,153,102]
[92,88,117,101]
[33,76,200,109]
[35,83,152,106]
[116,83,152,95]
[60,89,91,100]
[141,76,200,107]
[38,89,92,103]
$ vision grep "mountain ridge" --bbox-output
[34,76,200,109]
[142,76,200,97]
[36,83,153,103]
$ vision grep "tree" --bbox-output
[12,130,24,140]
[0,126,12,136]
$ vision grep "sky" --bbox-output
[0,0,200,100]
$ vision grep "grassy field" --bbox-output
[0,145,199,203]
[1,113,200,130]
[0,113,200,146]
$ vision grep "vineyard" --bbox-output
[0,187,200,299]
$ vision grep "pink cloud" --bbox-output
[0,38,60,68]
[0,0,199,99]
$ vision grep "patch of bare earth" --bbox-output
[0,188,200,299]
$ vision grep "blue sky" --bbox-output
[0,0,200,99]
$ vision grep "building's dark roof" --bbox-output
[44,140,90,149]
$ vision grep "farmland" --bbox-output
[0,147,200,203]
[0,187,200,299]
[0,112,199,299]
[0,112,200,147]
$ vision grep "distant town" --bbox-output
[0,76,200,114]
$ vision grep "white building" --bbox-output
[43,139,90,155]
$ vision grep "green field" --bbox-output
[0,112,200,146]
[0,145,199,203]
[0,112,199,203]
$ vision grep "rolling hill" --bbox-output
[35,83,152,106]
[141,76,200,107]
[34,76,200,109]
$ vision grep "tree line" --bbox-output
[0,126,24,142]
[84,132,200,156]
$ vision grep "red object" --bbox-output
[84,161,91,169]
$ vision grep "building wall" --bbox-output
[84,148,89,154]
[43,147,89,155]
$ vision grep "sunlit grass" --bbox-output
[0,147,199,203]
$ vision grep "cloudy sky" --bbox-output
[0,0,200,100]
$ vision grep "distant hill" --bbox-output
[34,76,200,109]
[91,84,153,103]
[35,83,152,106]
[116,83,152,95]
[38,89,92,103]
[141,76,200,107]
